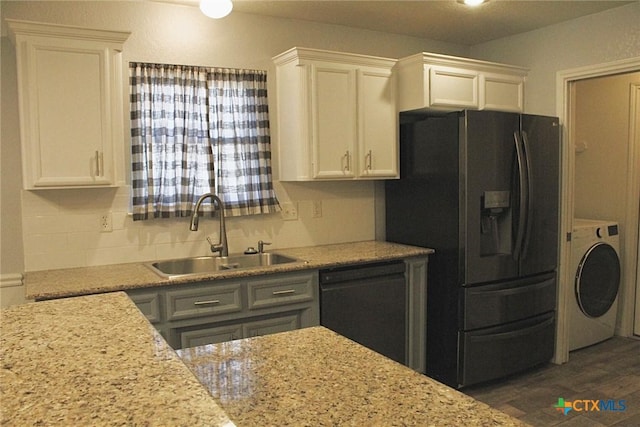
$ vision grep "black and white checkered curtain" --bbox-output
[129,62,280,221]
[207,68,280,217]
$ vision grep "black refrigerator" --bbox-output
[386,110,560,388]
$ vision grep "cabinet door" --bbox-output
[481,73,524,112]
[242,313,301,338]
[429,66,479,109]
[358,69,398,178]
[15,35,122,188]
[311,64,357,179]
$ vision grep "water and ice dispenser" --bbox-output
[480,191,512,256]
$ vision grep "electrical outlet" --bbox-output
[100,212,113,232]
[312,200,323,218]
[281,202,298,221]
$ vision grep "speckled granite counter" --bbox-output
[0,292,233,426]
[25,240,433,300]
[2,286,523,426]
[178,326,527,426]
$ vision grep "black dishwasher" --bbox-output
[320,261,407,364]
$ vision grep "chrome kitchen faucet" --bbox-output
[189,193,229,257]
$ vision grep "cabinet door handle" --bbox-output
[95,151,105,177]
[193,299,221,306]
[343,150,351,172]
[272,289,296,296]
[365,150,372,170]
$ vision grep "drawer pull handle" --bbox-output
[193,299,221,306]
[272,289,296,296]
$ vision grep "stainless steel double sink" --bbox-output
[147,252,300,279]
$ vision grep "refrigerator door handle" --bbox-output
[513,131,528,261]
[520,131,534,260]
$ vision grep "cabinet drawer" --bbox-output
[243,313,301,338]
[247,274,315,310]
[179,324,243,348]
[128,291,162,324]
[166,283,242,321]
[463,273,556,330]
[460,313,555,386]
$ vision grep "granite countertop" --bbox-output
[0,292,232,426]
[178,326,527,426]
[2,293,523,426]
[25,240,434,300]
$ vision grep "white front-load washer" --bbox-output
[569,219,621,351]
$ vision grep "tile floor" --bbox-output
[464,337,640,426]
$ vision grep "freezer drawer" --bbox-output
[462,272,556,330]
[459,312,555,387]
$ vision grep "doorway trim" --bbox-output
[630,83,640,336]
[555,57,640,364]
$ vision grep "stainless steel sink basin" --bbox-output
[217,252,299,270]
[147,253,300,278]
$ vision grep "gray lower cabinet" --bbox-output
[126,271,319,350]
[127,291,162,324]
[405,257,428,374]
[126,258,427,371]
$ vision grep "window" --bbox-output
[129,62,280,220]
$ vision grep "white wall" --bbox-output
[0,0,468,275]
[470,2,640,116]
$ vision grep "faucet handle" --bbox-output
[207,236,223,254]
[258,240,271,253]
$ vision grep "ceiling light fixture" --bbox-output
[200,0,233,19]
[460,0,488,6]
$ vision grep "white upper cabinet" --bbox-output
[396,52,527,113]
[274,48,398,181]
[7,20,130,190]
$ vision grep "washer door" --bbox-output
[575,242,621,318]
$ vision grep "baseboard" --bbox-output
[0,273,26,308]
[0,273,23,288]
